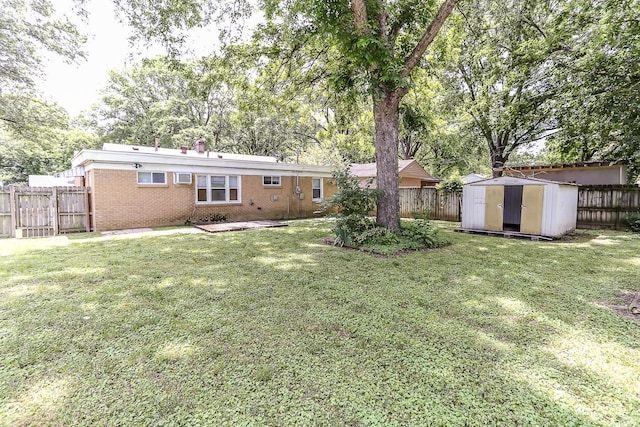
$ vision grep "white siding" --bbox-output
[461,185,486,230]
[552,185,578,236]
[540,184,555,237]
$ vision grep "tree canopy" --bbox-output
[3,0,639,186]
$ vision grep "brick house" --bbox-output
[350,159,441,188]
[71,143,336,231]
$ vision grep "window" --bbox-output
[174,172,192,185]
[263,176,281,186]
[137,171,166,185]
[196,175,240,203]
[312,178,323,201]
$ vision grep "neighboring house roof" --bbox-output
[466,175,579,187]
[71,143,333,177]
[350,159,440,183]
[462,173,486,184]
[496,160,624,173]
[498,160,627,185]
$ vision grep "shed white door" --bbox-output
[484,186,504,231]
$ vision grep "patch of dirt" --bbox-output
[607,290,640,322]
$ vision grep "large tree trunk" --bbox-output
[491,145,506,177]
[373,90,403,231]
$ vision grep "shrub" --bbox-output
[625,212,640,232]
[353,219,449,255]
[324,167,381,246]
[399,219,448,248]
[334,214,375,247]
[323,167,380,217]
[437,175,463,195]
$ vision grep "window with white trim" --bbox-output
[174,172,192,185]
[263,176,281,186]
[312,178,323,201]
[137,171,166,184]
[196,175,240,203]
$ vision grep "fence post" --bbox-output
[52,187,59,235]
[9,186,16,238]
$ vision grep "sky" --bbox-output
[37,1,220,117]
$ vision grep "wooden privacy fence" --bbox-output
[399,188,461,221]
[0,186,90,238]
[577,185,640,229]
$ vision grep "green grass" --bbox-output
[1,219,639,426]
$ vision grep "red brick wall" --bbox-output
[89,169,336,231]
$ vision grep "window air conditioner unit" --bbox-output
[174,172,192,185]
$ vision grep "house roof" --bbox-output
[466,175,579,187]
[462,173,486,184]
[350,159,440,182]
[101,143,279,163]
[496,160,625,172]
[71,143,333,177]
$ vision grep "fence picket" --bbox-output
[0,186,90,238]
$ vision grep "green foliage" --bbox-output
[545,0,640,180]
[0,97,98,184]
[357,219,449,255]
[440,0,560,172]
[0,0,84,90]
[437,174,463,195]
[91,57,236,149]
[625,212,640,233]
[399,219,448,247]
[325,167,379,217]
[324,167,380,246]
[0,0,85,139]
[323,167,447,252]
[334,214,376,248]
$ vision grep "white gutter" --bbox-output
[72,149,334,177]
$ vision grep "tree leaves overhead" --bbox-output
[112,0,252,54]
[442,0,562,175]
[0,0,85,91]
[91,56,237,149]
[548,0,640,178]
[0,0,85,138]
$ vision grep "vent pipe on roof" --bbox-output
[180,146,188,154]
[195,140,205,154]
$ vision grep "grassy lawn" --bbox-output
[1,220,639,426]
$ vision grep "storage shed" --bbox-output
[460,176,578,238]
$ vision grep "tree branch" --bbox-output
[351,0,369,34]
[401,0,460,77]
[377,0,390,45]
